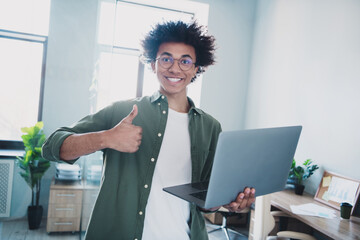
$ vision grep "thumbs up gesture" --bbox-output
[106,104,143,153]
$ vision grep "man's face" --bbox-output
[151,42,198,98]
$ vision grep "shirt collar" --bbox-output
[150,91,204,115]
[150,91,163,103]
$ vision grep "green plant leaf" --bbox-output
[21,126,33,135]
[35,121,44,129]
[16,121,50,206]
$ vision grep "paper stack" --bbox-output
[290,203,336,219]
[55,163,82,181]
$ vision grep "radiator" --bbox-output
[0,160,14,217]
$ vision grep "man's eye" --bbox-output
[161,57,172,63]
[181,58,193,65]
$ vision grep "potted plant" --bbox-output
[288,159,319,195]
[16,121,50,229]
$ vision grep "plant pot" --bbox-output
[28,205,43,230]
[294,184,305,195]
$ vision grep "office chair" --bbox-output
[207,207,250,240]
[267,211,316,240]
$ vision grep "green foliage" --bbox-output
[16,121,50,206]
[288,159,319,185]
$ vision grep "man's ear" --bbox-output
[195,66,199,73]
[151,61,156,72]
[194,66,199,76]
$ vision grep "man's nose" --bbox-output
[168,59,182,73]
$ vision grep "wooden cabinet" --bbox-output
[46,180,83,233]
[46,179,100,233]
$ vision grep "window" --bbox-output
[93,0,209,111]
[0,0,51,148]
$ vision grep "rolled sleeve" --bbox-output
[42,102,116,164]
[42,130,77,164]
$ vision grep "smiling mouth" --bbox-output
[166,77,182,83]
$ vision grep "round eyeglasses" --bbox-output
[156,55,195,71]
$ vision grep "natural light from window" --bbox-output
[0,38,44,141]
[0,0,50,36]
[0,0,51,142]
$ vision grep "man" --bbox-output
[42,21,255,240]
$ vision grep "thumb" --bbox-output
[123,104,138,124]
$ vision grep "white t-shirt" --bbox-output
[142,108,192,240]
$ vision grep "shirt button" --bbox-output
[158,103,161,106]
[151,158,155,162]
[139,211,143,215]
[194,113,197,116]
[162,110,166,114]
[158,133,162,137]
[161,96,165,99]
[144,184,148,188]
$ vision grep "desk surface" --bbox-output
[270,190,360,240]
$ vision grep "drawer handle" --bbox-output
[54,222,73,225]
[55,208,74,211]
[56,194,75,197]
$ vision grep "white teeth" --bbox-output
[167,77,182,82]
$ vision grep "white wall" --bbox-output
[198,0,257,131]
[245,0,360,194]
[43,0,99,133]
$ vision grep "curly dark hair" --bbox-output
[141,21,216,82]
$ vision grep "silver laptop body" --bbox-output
[163,126,302,209]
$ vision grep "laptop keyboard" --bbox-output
[191,191,208,201]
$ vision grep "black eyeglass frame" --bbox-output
[155,56,196,71]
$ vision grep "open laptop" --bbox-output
[163,126,302,209]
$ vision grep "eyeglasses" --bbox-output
[156,55,195,71]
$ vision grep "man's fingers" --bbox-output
[250,188,256,198]
[223,188,255,212]
[123,104,138,124]
[108,105,143,153]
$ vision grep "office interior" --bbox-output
[0,0,359,239]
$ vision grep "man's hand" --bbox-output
[222,187,255,212]
[200,187,255,213]
[106,104,143,153]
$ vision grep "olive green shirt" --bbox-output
[42,91,222,240]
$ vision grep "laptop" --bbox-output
[163,126,302,209]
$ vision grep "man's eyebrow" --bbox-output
[160,52,194,59]
[160,52,172,56]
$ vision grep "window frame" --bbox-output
[0,29,48,150]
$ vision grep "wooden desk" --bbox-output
[270,190,360,240]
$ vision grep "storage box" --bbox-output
[204,211,248,226]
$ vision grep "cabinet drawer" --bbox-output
[48,204,82,218]
[49,190,82,204]
[46,217,80,232]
